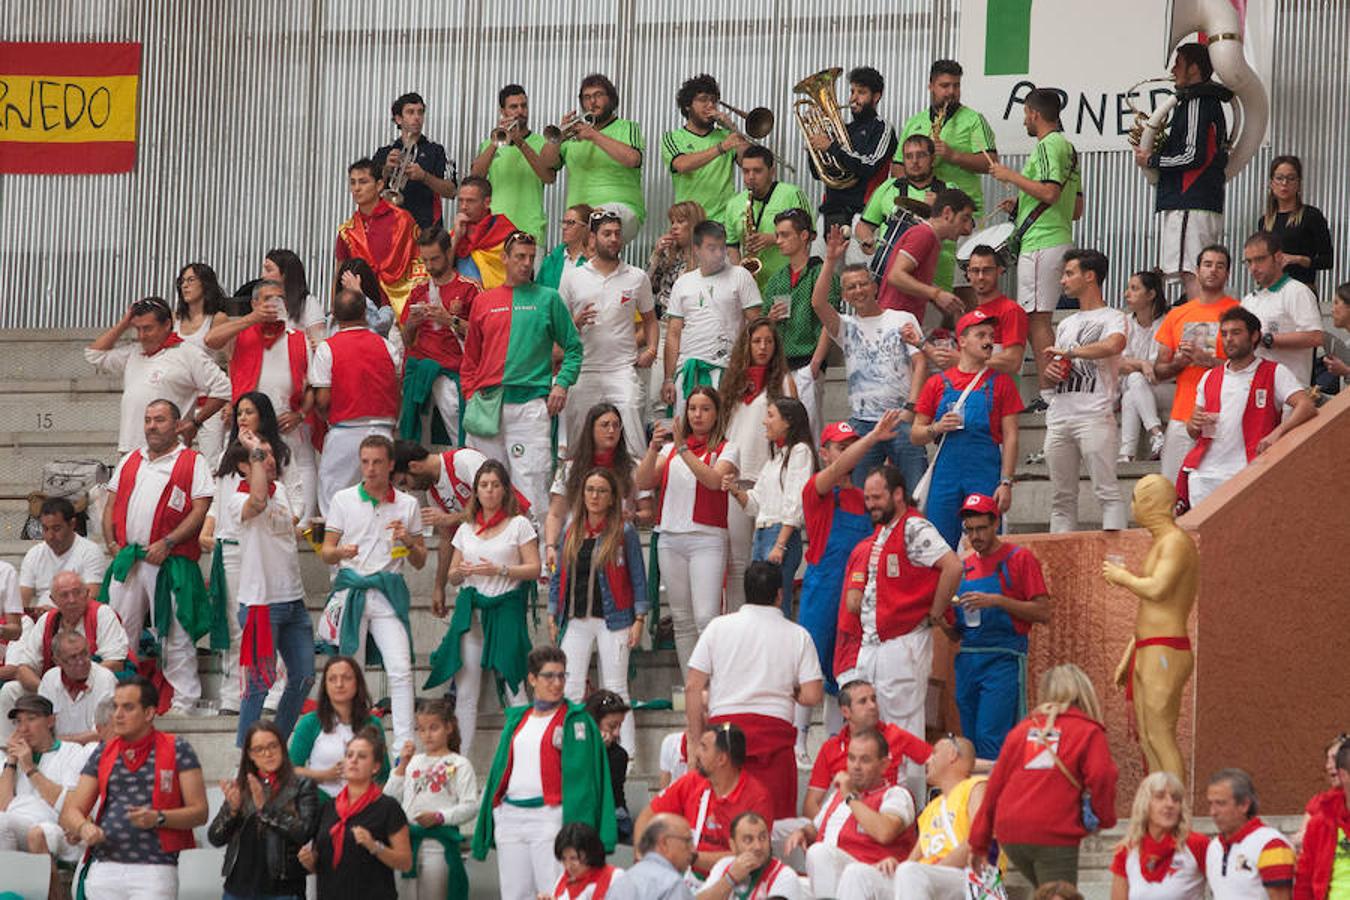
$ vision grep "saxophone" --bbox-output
[740,194,763,276]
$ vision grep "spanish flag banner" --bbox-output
[0,42,142,174]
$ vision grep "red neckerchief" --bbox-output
[257,770,280,796]
[236,479,277,497]
[591,448,616,467]
[773,436,787,449]
[120,730,156,772]
[148,332,184,357]
[1138,832,1178,883]
[560,865,608,898]
[329,782,381,865]
[258,320,287,349]
[685,434,710,456]
[61,672,89,698]
[743,366,768,405]
[789,265,806,289]
[584,516,607,539]
[474,507,508,535]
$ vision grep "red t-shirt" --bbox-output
[648,769,775,874]
[808,722,932,791]
[915,368,1024,444]
[976,294,1030,352]
[400,277,480,370]
[802,473,869,566]
[943,543,1049,635]
[878,221,940,320]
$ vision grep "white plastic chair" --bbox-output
[176,846,227,900]
[0,850,53,900]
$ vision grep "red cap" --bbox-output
[820,421,860,446]
[960,493,1000,517]
[956,308,997,335]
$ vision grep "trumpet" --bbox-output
[931,100,951,142]
[793,67,857,190]
[740,195,763,277]
[492,118,521,146]
[380,136,419,206]
[543,111,598,144]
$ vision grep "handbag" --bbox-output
[1036,715,1100,833]
[461,384,504,438]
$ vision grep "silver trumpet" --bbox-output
[380,136,418,206]
[543,111,598,144]
[491,118,521,147]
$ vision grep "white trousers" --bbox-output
[284,423,319,524]
[397,838,454,900]
[657,530,727,674]
[671,364,726,419]
[1119,372,1164,456]
[217,541,286,713]
[892,860,970,900]
[562,368,646,459]
[807,843,863,899]
[839,628,932,745]
[1044,416,1128,532]
[319,422,394,517]
[197,411,225,468]
[1160,419,1194,487]
[453,623,527,757]
[429,374,462,446]
[85,860,177,899]
[493,802,564,900]
[560,616,635,755]
[466,398,552,534]
[342,587,415,748]
[1187,469,1229,509]
[0,807,48,851]
[790,365,823,445]
[837,859,896,900]
[724,490,756,614]
[107,560,201,709]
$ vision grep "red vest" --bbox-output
[324,328,400,424]
[41,604,101,672]
[229,324,308,410]
[95,730,195,854]
[657,441,729,529]
[818,782,917,864]
[1177,360,1283,506]
[112,449,203,561]
[491,706,567,808]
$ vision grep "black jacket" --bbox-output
[208,775,320,894]
[1150,81,1231,213]
[813,112,898,217]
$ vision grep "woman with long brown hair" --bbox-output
[288,655,390,800]
[1258,155,1333,289]
[262,248,326,345]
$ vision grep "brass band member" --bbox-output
[897,60,998,217]
[724,146,812,287]
[470,83,556,245]
[662,73,748,224]
[374,92,457,231]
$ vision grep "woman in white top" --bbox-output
[1119,269,1169,462]
[430,460,537,755]
[387,698,478,900]
[1110,771,1209,900]
[263,249,327,346]
[173,262,230,462]
[288,655,390,800]
[719,317,797,612]
[636,385,739,673]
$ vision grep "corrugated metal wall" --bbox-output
[1,0,1345,330]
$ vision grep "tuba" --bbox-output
[381,137,418,206]
[793,67,858,190]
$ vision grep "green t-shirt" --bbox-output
[1330,828,1350,900]
[899,104,996,214]
[721,181,814,287]
[559,117,646,223]
[861,177,956,291]
[661,125,736,222]
[759,258,841,360]
[1017,130,1081,255]
[478,132,549,243]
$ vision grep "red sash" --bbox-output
[709,712,798,820]
[1177,360,1281,507]
[657,440,729,529]
[338,200,419,287]
[1125,636,1192,702]
[324,328,401,423]
[229,324,308,410]
[41,604,101,672]
[556,521,634,623]
[492,706,568,807]
[553,864,618,899]
[112,448,203,561]
[95,730,194,854]
[817,782,916,864]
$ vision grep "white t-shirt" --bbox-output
[687,604,823,724]
[16,606,131,670]
[745,443,815,529]
[559,260,655,373]
[0,562,21,616]
[19,536,107,609]
[1,738,89,823]
[1124,315,1162,364]
[1193,358,1302,481]
[209,473,245,542]
[432,448,490,514]
[722,376,793,486]
[107,445,215,546]
[667,265,761,369]
[383,751,479,825]
[84,341,232,452]
[326,485,422,576]
[39,662,118,738]
[653,442,740,537]
[706,856,803,899]
[450,515,536,596]
[813,784,916,848]
[290,295,327,336]
[504,712,553,801]
[1047,306,1127,424]
[1243,277,1323,385]
[249,327,311,417]
[231,487,306,605]
[832,309,922,421]
[310,721,356,796]
[658,732,690,782]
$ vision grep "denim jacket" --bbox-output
[548,522,649,631]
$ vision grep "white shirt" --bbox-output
[745,443,815,529]
[1192,357,1302,481]
[688,604,823,724]
[19,535,107,609]
[1047,306,1127,424]
[84,341,232,452]
[832,309,922,421]
[107,445,215,545]
[326,485,422,576]
[450,515,536,596]
[559,260,654,373]
[1124,315,1162,364]
[549,459,652,517]
[658,732,689,783]
[706,856,803,899]
[504,712,553,801]
[1243,276,1323,385]
[0,561,20,616]
[39,663,118,737]
[209,473,245,542]
[310,721,356,796]
[291,295,327,337]
[250,327,311,417]
[16,606,131,670]
[653,442,740,537]
[813,784,915,848]
[432,448,490,514]
[667,265,761,368]
[309,328,402,425]
[723,377,791,487]
[1205,823,1294,900]
[1,739,90,823]
[231,487,305,605]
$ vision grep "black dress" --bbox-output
[1260,205,1334,288]
[313,792,408,900]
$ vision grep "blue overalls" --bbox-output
[926,373,1002,551]
[953,549,1028,759]
[797,488,874,694]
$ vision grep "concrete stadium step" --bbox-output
[0,329,113,380]
[0,432,121,488]
[0,386,125,435]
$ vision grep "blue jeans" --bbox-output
[849,417,928,496]
[751,526,804,614]
[236,599,316,747]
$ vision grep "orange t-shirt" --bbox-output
[1154,296,1240,421]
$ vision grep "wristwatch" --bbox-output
[1261,332,1275,349]
[902,401,917,412]
[999,476,1014,487]
[164,536,177,550]
[156,811,166,827]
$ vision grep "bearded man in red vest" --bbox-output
[100,401,219,715]
[59,676,207,899]
[1177,306,1315,510]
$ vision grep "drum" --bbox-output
[956,222,1016,269]
[866,204,926,283]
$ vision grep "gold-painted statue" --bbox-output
[1102,474,1198,781]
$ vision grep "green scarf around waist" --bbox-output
[678,357,721,399]
[424,584,530,695]
[404,823,468,900]
[331,568,414,668]
[98,544,227,650]
[399,356,460,445]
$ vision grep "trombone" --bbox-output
[716,101,797,174]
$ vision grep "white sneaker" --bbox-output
[1148,431,1166,460]
[1117,450,1133,464]
[795,745,813,770]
